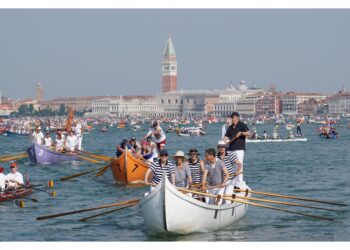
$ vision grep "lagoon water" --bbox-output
[0,121,349,241]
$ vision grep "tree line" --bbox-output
[11,104,85,117]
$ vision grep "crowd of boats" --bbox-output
[0,113,348,235]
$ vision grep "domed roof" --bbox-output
[239,80,248,92]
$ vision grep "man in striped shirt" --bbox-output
[144,149,175,191]
[216,140,242,200]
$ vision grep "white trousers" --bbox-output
[76,136,83,150]
[234,150,245,188]
[208,187,225,205]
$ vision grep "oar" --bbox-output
[0,153,28,162]
[0,152,26,159]
[79,202,139,222]
[77,150,113,162]
[94,165,111,177]
[76,155,104,164]
[234,188,348,207]
[36,198,140,220]
[60,165,110,181]
[223,194,340,211]
[178,188,334,221]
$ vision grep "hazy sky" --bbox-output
[0,9,349,99]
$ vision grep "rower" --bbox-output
[0,166,8,191]
[202,148,229,205]
[73,120,84,151]
[55,131,65,153]
[272,130,279,139]
[143,121,167,151]
[262,130,268,139]
[129,137,141,155]
[144,149,175,191]
[6,162,24,189]
[186,148,205,187]
[288,131,295,139]
[65,130,77,152]
[216,140,242,201]
[116,139,132,157]
[44,131,53,148]
[146,136,158,162]
[173,151,192,188]
[31,126,44,145]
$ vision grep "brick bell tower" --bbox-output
[162,35,177,93]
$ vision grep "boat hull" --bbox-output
[0,188,33,202]
[140,176,250,234]
[27,143,78,165]
[247,138,307,143]
[110,150,149,183]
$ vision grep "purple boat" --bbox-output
[27,143,79,165]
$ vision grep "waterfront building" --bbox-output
[213,81,263,117]
[235,92,265,116]
[281,92,327,115]
[255,92,282,116]
[40,96,101,112]
[90,96,160,118]
[157,90,219,117]
[328,89,350,115]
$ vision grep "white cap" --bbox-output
[217,140,226,146]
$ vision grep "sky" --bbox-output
[0,9,349,99]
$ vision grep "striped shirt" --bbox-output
[187,159,203,184]
[216,151,238,180]
[149,160,175,185]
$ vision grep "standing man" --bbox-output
[143,121,166,151]
[224,112,250,188]
[31,126,44,145]
[73,120,84,150]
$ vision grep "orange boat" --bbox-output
[110,150,149,183]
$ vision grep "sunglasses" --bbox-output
[160,154,168,157]
[10,166,17,169]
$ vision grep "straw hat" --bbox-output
[173,151,187,160]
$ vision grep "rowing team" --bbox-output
[31,121,84,153]
[0,162,24,192]
[143,140,246,205]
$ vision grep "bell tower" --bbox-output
[162,35,177,93]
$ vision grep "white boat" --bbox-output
[247,138,307,143]
[139,175,250,234]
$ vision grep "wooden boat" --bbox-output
[140,174,250,234]
[110,150,149,183]
[0,187,33,202]
[27,143,79,165]
[247,138,307,143]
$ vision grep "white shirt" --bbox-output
[74,123,83,137]
[0,173,8,190]
[66,135,77,150]
[152,126,166,143]
[44,137,53,147]
[56,138,65,150]
[32,131,44,145]
[7,172,24,185]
